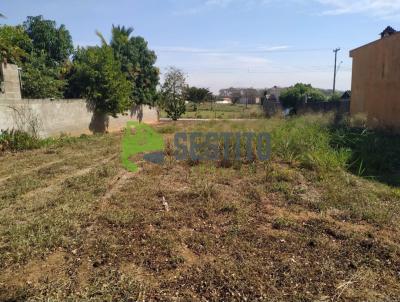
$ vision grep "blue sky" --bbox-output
[3,0,400,92]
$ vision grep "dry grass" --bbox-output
[0,119,400,301]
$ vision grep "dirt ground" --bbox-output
[0,121,400,301]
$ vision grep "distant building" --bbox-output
[350,26,400,128]
[0,63,22,100]
[340,91,351,102]
[238,96,257,105]
[219,87,259,105]
[216,97,232,104]
[267,86,282,103]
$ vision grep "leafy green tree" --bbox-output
[280,83,326,110]
[186,86,212,104]
[329,92,342,102]
[0,25,32,64]
[21,52,66,98]
[160,67,187,121]
[97,25,159,106]
[23,15,73,66]
[8,16,74,98]
[69,45,132,117]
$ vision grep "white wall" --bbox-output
[0,98,158,138]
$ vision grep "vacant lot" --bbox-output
[1,116,400,301]
[160,103,265,119]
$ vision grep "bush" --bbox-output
[271,114,350,171]
[269,113,400,185]
[0,129,41,151]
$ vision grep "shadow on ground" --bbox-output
[330,125,400,186]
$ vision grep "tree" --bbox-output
[0,25,32,64]
[280,83,326,110]
[186,86,212,104]
[160,67,187,121]
[23,15,73,66]
[97,25,159,106]
[21,52,66,99]
[69,46,132,118]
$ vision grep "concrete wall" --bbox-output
[350,33,400,129]
[0,63,22,100]
[0,98,158,138]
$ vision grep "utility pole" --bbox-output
[333,48,341,95]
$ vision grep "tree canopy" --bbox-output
[0,16,74,98]
[97,25,159,106]
[69,46,132,117]
[0,25,32,65]
[280,83,327,109]
[186,87,212,103]
[23,15,73,66]
[160,67,187,121]
[0,18,160,110]
[21,52,66,98]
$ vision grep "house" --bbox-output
[238,88,259,105]
[216,97,232,104]
[238,95,257,105]
[350,26,400,128]
[340,91,351,102]
[219,87,259,105]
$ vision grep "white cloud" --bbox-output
[155,45,291,54]
[155,45,353,93]
[172,0,400,19]
[156,46,272,70]
[172,0,266,15]
[317,0,400,18]
[154,46,214,53]
[256,45,291,51]
[205,0,235,7]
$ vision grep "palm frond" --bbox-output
[112,24,134,37]
[95,30,108,46]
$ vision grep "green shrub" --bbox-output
[0,129,41,151]
[271,115,350,171]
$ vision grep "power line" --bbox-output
[155,47,336,54]
[158,65,352,74]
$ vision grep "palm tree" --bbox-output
[0,13,6,18]
[112,25,134,38]
[95,25,134,47]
